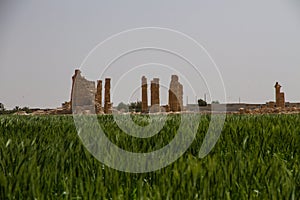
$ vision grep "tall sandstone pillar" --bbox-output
[168,75,183,112]
[104,78,112,114]
[151,78,160,112]
[141,76,148,113]
[274,82,285,108]
[95,80,102,113]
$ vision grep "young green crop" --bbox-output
[0,114,299,199]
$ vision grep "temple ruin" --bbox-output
[140,75,184,113]
[168,75,183,112]
[68,70,294,115]
[275,82,285,108]
[70,69,111,114]
[14,69,300,115]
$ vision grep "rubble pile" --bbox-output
[239,107,300,115]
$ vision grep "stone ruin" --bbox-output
[275,82,285,108]
[69,71,184,114]
[237,81,298,114]
[71,69,96,113]
[23,69,300,116]
[70,69,111,114]
[141,76,148,113]
[168,75,183,112]
[29,73,300,115]
[141,75,183,113]
[150,78,160,112]
[95,80,102,113]
[104,78,112,114]
[70,73,184,114]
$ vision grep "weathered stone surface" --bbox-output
[275,82,285,108]
[150,78,160,112]
[95,80,102,113]
[104,78,112,114]
[266,101,275,108]
[168,75,183,112]
[71,70,96,111]
[70,69,110,114]
[141,76,148,113]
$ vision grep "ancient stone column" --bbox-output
[168,79,175,112]
[274,82,285,108]
[151,78,160,112]
[280,93,285,108]
[141,76,148,113]
[275,82,281,106]
[168,75,183,112]
[104,78,112,114]
[95,80,102,113]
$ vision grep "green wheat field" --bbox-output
[0,114,300,199]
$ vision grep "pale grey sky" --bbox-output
[0,0,300,109]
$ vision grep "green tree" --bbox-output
[212,100,220,104]
[13,106,20,112]
[21,107,32,113]
[129,101,142,112]
[198,99,207,107]
[117,102,128,111]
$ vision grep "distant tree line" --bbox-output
[116,101,142,112]
[0,103,32,115]
[118,99,219,112]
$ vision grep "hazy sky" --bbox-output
[1,0,300,109]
